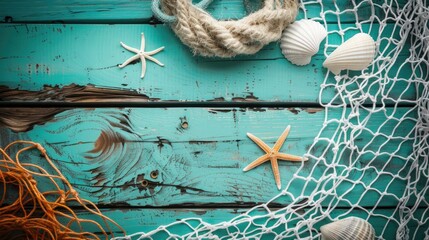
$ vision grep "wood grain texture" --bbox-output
[0,23,414,104]
[0,107,419,208]
[73,207,427,239]
[0,0,405,23]
[0,84,151,103]
[0,0,421,237]
[0,0,247,23]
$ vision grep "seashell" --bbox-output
[280,19,327,66]
[323,33,376,74]
[320,217,375,240]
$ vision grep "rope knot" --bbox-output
[153,0,298,57]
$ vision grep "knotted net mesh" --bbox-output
[114,0,429,239]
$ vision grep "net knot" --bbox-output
[69,188,79,198]
[58,190,66,204]
[15,218,25,226]
[35,143,47,155]
[22,172,32,179]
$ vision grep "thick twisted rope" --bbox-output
[152,0,299,57]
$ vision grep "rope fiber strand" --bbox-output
[0,140,126,240]
[153,0,299,57]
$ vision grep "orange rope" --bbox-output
[0,140,126,239]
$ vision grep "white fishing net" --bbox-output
[114,0,429,239]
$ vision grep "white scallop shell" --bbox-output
[280,19,327,66]
[320,217,375,240]
[323,33,376,74]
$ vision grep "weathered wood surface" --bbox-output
[0,107,419,208]
[0,0,422,238]
[74,207,428,239]
[0,23,414,104]
[0,0,405,23]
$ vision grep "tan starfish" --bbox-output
[243,125,308,190]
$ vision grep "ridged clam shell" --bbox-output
[320,217,375,240]
[323,33,376,74]
[280,19,327,66]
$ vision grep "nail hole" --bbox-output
[179,117,189,130]
[141,180,149,187]
[150,170,159,179]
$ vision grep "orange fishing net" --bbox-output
[0,140,126,239]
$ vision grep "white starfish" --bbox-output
[119,33,164,78]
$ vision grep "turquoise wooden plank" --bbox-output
[72,207,427,239]
[0,107,419,207]
[0,23,414,104]
[0,0,246,23]
[0,0,405,23]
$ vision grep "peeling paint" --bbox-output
[288,108,300,115]
[0,84,153,132]
[304,108,323,114]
